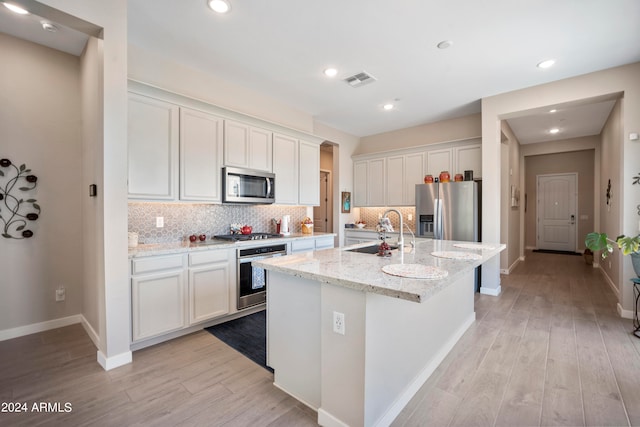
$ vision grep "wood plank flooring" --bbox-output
[1,251,639,426]
[394,251,640,427]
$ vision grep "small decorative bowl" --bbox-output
[356,223,366,229]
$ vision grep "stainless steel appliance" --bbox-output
[223,167,275,204]
[415,181,480,241]
[236,243,287,310]
[214,232,282,242]
[416,181,482,291]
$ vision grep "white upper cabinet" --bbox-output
[179,108,224,202]
[224,120,272,172]
[454,144,482,179]
[272,133,299,204]
[353,140,480,207]
[298,140,320,206]
[426,148,453,178]
[404,152,424,205]
[128,94,179,200]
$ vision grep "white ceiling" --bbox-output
[3,0,640,141]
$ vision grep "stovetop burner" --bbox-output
[213,232,282,241]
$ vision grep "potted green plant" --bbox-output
[585,232,640,277]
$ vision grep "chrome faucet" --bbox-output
[382,208,404,250]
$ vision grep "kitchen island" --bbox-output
[254,238,505,427]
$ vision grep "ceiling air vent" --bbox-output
[344,71,377,88]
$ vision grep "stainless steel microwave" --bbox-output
[222,167,275,204]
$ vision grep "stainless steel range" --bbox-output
[213,233,282,241]
[235,243,288,310]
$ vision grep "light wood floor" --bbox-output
[2,251,639,426]
[394,251,640,427]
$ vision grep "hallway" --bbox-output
[395,251,640,426]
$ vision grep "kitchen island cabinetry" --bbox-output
[187,249,234,325]
[344,229,400,246]
[128,93,179,201]
[223,120,273,172]
[257,239,505,427]
[131,254,186,342]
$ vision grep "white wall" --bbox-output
[41,0,130,369]
[482,62,640,310]
[0,33,83,334]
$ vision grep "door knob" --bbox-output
[570,214,575,224]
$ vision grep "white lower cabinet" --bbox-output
[131,254,187,342]
[188,249,232,325]
[290,236,335,254]
[131,248,235,344]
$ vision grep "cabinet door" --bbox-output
[455,144,482,179]
[249,127,273,172]
[189,262,230,324]
[128,94,179,200]
[224,120,250,168]
[404,152,424,206]
[180,108,224,202]
[386,156,404,206]
[426,148,452,177]
[368,158,386,206]
[298,140,320,206]
[353,161,368,207]
[132,268,186,341]
[273,133,299,204]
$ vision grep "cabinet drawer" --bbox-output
[132,254,185,275]
[291,239,315,253]
[189,249,229,266]
[315,236,334,250]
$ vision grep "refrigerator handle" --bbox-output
[434,198,442,239]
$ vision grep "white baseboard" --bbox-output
[0,314,82,342]
[520,256,526,262]
[501,257,521,276]
[97,349,132,371]
[618,303,634,319]
[318,409,349,427]
[597,266,620,298]
[80,315,101,349]
[480,285,502,296]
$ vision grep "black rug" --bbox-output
[533,249,581,256]
[205,310,272,372]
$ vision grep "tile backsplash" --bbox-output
[357,207,416,232]
[129,203,308,244]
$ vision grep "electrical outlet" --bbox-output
[408,213,413,221]
[55,286,65,302]
[156,217,164,228]
[333,311,345,335]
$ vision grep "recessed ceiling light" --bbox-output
[41,21,58,32]
[537,59,556,69]
[323,68,338,78]
[383,103,394,111]
[549,109,557,113]
[549,128,560,134]
[207,0,230,14]
[3,2,29,14]
[437,40,453,49]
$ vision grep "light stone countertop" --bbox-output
[253,238,505,303]
[128,232,336,258]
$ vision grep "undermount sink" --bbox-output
[345,244,398,254]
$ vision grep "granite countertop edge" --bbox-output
[253,240,506,303]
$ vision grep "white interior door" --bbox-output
[537,173,577,251]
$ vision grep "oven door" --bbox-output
[237,254,282,310]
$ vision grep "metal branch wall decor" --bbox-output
[0,158,40,239]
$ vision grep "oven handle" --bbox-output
[237,252,286,263]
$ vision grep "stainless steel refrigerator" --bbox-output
[415,181,480,241]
